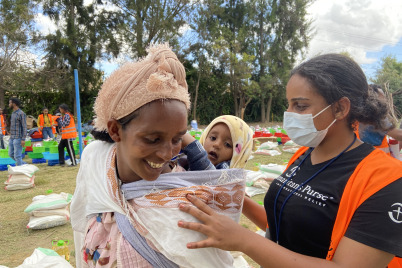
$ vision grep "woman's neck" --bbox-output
[310,128,361,165]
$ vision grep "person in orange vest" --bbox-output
[177,54,402,267]
[0,107,6,149]
[37,107,55,140]
[356,84,402,158]
[57,104,77,167]
[52,111,62,137]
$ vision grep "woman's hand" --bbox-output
[178,194,252,251]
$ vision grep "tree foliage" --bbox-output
[110,0,195,58]
[0,0,318,126]
[372,55,402,115]
[0,0,39,108]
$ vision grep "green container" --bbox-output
[33,146,45,153]
[28,152,44,159]
[24,140,32,147]
[49,146,59,154]
[43,140,57,148]
[0,149,8,158]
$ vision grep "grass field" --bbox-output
[0,139,293,267]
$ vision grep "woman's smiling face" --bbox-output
[115,100,188,183]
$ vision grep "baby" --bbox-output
[177,115,253,170]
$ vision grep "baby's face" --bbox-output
[203,123,233,166]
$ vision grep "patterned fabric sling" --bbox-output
[106,147,246,267]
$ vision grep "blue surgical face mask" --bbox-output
[283,104,336,147]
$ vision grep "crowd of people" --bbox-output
[1,44,401,267]
[0,99,90,167]
[69,45,402,268]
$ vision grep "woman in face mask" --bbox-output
[177,53,402,268]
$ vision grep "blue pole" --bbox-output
[74,69,83,158]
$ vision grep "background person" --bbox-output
[178,53,402,268]
[356,84,402,158]
[37,107,55,140]
[8,97,26,166]
[0,107,6,149]
[57,104,77,166]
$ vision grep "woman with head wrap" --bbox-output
[70,44,246,268]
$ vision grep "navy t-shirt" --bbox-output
[264,143,402,258]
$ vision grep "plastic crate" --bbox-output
[31,138,43,142]
[0,158,15,165]
[0,149,9,158]
[33,146,45,153]
[0,163,15,171]
[49,146,59,154]
[24,140,32,147]
[42,152,60,161]
[32,158,46,164]
[28,152,44,159]
[25,146,33,152]
[47,159,59,166]
[43,140,57,148]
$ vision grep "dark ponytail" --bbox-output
[291,54,390,131]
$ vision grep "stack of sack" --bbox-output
[245,164,286,197]
[24,192,73,230]
[4,164,39,191]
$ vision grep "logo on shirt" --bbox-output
[275,168,334,207]
[388,203,402,223]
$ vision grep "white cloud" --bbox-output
[34,13,57,35]
[306,0,402,65]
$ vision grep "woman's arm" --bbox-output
[178,195,394,268]
[242,196,267,230]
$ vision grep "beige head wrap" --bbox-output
[94,43,191,131]
[200,115,253,168]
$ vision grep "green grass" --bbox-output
[0,161,79,267]
[0,143,293,268]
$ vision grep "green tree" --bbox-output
[249,0,312,122]
[193,0,257,119]
[372,55,402,115]
[40,0,121,116]
[0,0,39,108]
[110,0,195,58]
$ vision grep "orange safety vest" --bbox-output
[286,147,402,267]
[38,114,56,134]
[52,115,59,126]
[355,123,390,154]
[0,115,6,135]
[60,112,77,140]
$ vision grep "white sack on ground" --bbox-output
[16,247,73,268]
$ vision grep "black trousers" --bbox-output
[58,139,77,165]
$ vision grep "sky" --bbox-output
[305,0,402,80]
[34,0,402,80]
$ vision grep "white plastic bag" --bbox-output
[254,148,281,156]
[24,193,73,213]
[5,182,34,191]
[16,247,73,268]
[31,208,70,219]
[27,215,68,229]
[5,174,34,185]
[8,164,39,177]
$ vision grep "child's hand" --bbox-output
[182,132,196,148]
